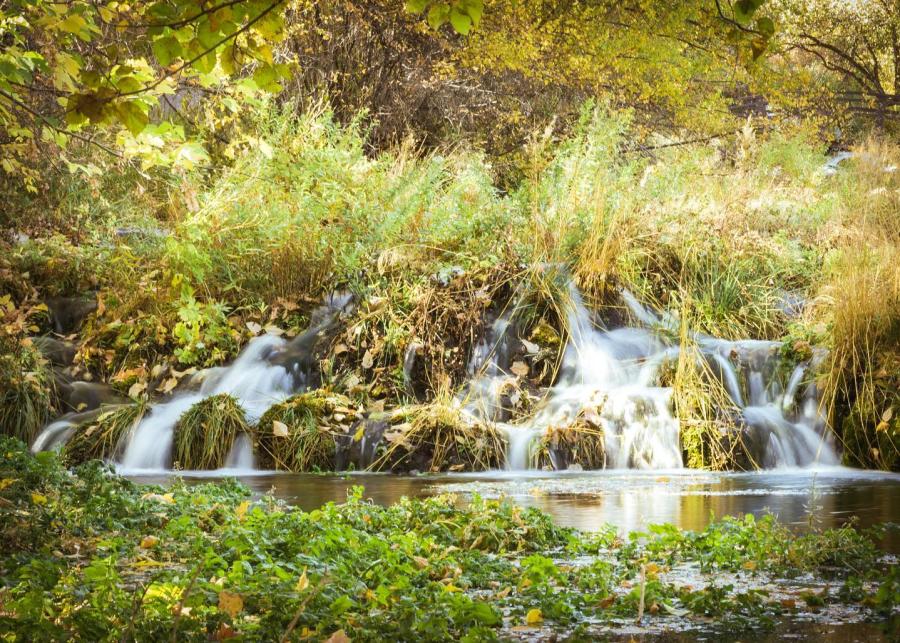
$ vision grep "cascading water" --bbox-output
[461,281,837,471]
[32,281,837,473]
[32,295,351,472]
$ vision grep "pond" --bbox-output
[128,465,900,553]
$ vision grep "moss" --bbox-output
[173,394,250,470]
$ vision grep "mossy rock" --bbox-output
[256,391,357,471]
[0,337,55,444]
[173,394,250,470]
[64,402,146,465]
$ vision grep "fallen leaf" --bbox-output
[128,381,146,398]
[525,608,543,625]
[510,361,529,377]
[140,535,159,549]
[218,590,243,618]
[361,350,374,369]
[324,630,351,643]
[412,556,429,569]
[353,425,365,442]
[30,492,47,505]
[142,492,175,504]
[272,420,289,437]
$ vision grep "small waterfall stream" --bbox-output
[32,283,837,473]
[461,282,837,471]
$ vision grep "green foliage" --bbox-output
[0,441,896,640]
[0,0,291,190]
[170,284,239,367]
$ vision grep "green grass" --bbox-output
[0,338,55,444]
[63,402,147,466]
[255,391,355,472]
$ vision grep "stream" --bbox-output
[127,466,900,553]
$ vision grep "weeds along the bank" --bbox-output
[0,439,897,640]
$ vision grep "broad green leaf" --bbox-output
[427,3,450,29]
[449,8,472,35]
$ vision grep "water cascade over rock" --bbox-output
[459,282,838,471]
[31,283,837,472]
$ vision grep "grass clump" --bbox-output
[372,397,506,472]
[256,391,357,471]
[671,314,748,470]
[173,394,250,470]
[0,337,55,444]
[63,402,147,466]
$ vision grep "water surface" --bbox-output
[128,466,900,551]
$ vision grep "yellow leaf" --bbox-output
[236,500,250,521]
[140,535,159,549]
[142,492,175,504]
[743,560,757,570]
[218,590,243,618]
[296,569,309,591]
[353,425,365,442]
[525,608,543,625]
[324,630,351,643]
[0,478,16,492]
[31,492,47,505]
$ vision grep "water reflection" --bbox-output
[129,467,900,551]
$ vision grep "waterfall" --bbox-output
[33,294,350,472]
[463,281,837,471]
[31,282,837,473]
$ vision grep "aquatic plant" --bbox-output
[172,394,250,470]
[63,401,147,466]
[0,439,896,641]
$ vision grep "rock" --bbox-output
[32,336,76,366]
[45,296,97,334]
[61,381,127,413]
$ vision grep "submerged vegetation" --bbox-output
[0,440,897,641]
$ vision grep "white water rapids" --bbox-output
[33,284,838,472]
